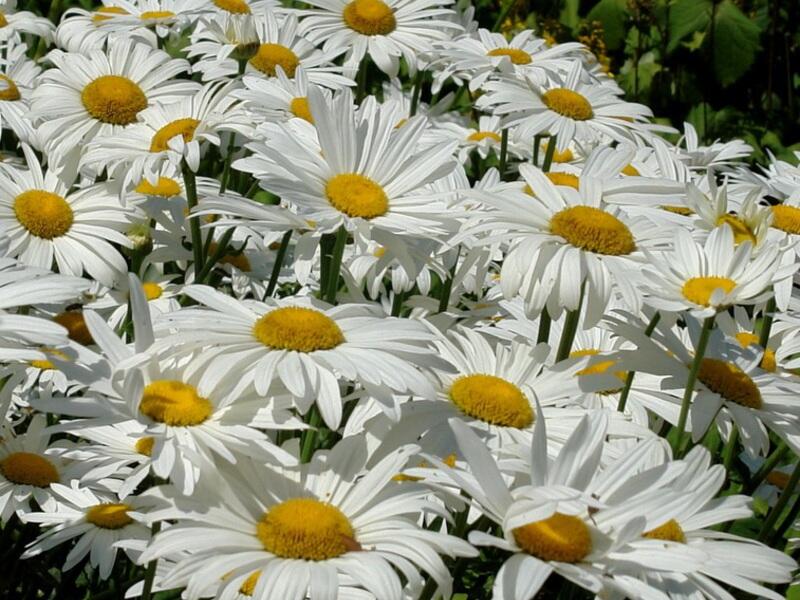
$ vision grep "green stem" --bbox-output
[541,135,558,173]
[409,70,424,117]
[770,485,800,546]
[532,133,542,167]
[391,289,406,317]
[417,577,439,600]
[140,522,162,600]
[617,311,661,413]
[536,308,551,345]
[759,460,800,542]
[265,230,292,297]
[195,228,234,284]
[437,247,460,313]
[498,128,509,180]
[300,408,322,464]
[721,427,739,473]
[745,441,789,495]
[324,226,347,304]
[673,314,715,455]
[758,296,777,349]
[181,163,205,278]
[355,58,368,102]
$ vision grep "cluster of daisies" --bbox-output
[2,0,800,598]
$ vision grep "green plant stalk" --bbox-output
[140,521,162,600]
[759,460,800,542]
[181,163,205,278]
[195,227,234,284]
[541,135,558,173]
[355,58,368,102]
[532,134,542,166]
[498,128,509,180]
[437,247,460,313]
[721,428,739,473]
[324,226,347,304]
[300,407,322,464]
[758,296,777,349]
[202,132,238,260]
[770,485,800,547]
[555,287,584,362]
[391,289,406,317]
[672,314,715,455]
[265,230,293,297]
[617,311,661,413]
[745,441,789,495]
[410,70,424,117]
[536,308,551,345]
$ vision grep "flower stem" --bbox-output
[532,133,542,166]
[758,295,777,349]
[721,427,739,473]
[195,228,234,285]
[324,226,347,304]
[759,459,800,542]
[300,407,322,464]
[391,289,406,317]
[498,128,509,180]
[181,163,205,279]
[673,314,715,456]
[555,288,584,362]
[140,521,162,600]
[617,311,661,413]
[410,70,424,117]
[265,230,293,297]
[745,441,789,494]
[536,308,551,345]
[541,135,558,173]
[437,246,460,313]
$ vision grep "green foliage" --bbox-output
[586,0,629,50]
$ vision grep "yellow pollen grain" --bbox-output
[643,519,685,543]
[150,118,200,153]
[0,74,20,101]
[142,282,163,301]
[139,380,213,426]
[449,373,533,428]
[542,88,593,121]
[214,0,251,13]
[92,6,128,23]
[250,44,300,78]
[81,75,147,125]
[135,176,182,197]
[325,173,389,219]
[467,131,501,143]
[290,96,313,123]
[54,311,94,346]
[343,0,396,35]
[513,513,592,563]
[85,503,133,529]
[681,276,736,307]
[546,172,579,189]
[135,436,155,456]
[0,452,59,487]
[549,206,635,255]
[734,332,777,372]
[13,190,73,239]
[697,358,762,409]
[771,205,800,235]
[487,47,532,65]
[716,214,756,246]
[252,307,344,352]
[256,498,356,560]
[140,10,175,19]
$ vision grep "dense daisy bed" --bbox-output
[1,0,800,598]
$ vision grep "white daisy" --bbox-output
[0,39,40,144]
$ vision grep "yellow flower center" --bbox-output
[240,571,261,595]
[621,164,640,176]
[697,358,762,409]
[570,348,626,394]
[513,513,592,563]
[81,75,147,125]
[135,176,182,197]
[343,0,396,35]
[765,471,791,489]
[393,453,456,482]
[0,11,7,27]
[290,96,313,123]
[256,498,356,560]
[0,74,20,101]
[92,6,128,23]
[250,44,300,78]
[661,205,693,216]
[0,452,59,487]
[546,172,579,189]
[548,147,574,163]
[30,348,69,371]
[85,503,133,529]
[325,173,389,219]
[716,214,756,246]
[487,48,532,65]
[214,0,251,13]
[771,205,800,235]
[542,88,593,121]
[140,10,175,19]
[643,519,685,543]
[549,206,635,255]
[54,311,94,345]
[681,276,736,307]
[135,436,155,456]
[150,118,200,153]
[252,307,344,353]
[13,190,74,239]
[142,282,163,300]
[139,380,214,426]
[448,374,533,428]
[467,131,501,143]
[734,332,777,372]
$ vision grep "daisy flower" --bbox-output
[54,4,157,54]
[0,40,40,144]
[427,114,526,163]
[639,225,793,318]
[139,437,476,599]
[154,285,439,428]
[22,483,156,579]
[88,0,206,40]
[30,38,196,168]
[477,61,654,152]
[234,67,332,124]
[0,145,133,286]
[298,0,462,77]
[0,0,53,42]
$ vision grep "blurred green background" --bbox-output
[471,0,800,164]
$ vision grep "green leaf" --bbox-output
[586,0,629,50]
[711,0,762,86]
[787,584,800,600]
[558,0,580,31]
[618,51,663,96]
[667,0,712,53]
